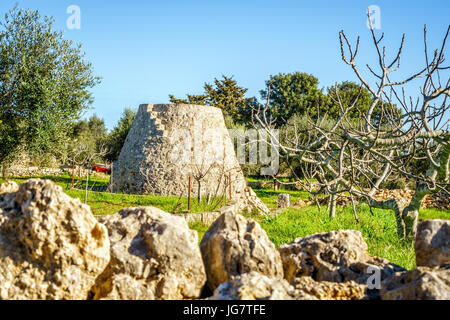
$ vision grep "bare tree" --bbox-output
[192,160,219,204]
[66,138,108,205]
[253,12,449,239]
[139,161,229,211]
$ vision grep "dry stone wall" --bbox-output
[0,179,110,300]
[1,179,448,300]
[6,164,107,179]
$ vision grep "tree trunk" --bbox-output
[84,170,90,204]
[369,197,405,238]
[369,181,430,239]
[71,160,75,189]
[108,162,114,192]
[402,182,430,239]
[329,194,337,219]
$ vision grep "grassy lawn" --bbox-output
[1,174,448,270]
[189,203,448,270]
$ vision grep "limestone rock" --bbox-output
[278,230,405,284]
[91,207,206,300]
[183,211,222,225]
[0,181,18,194]
[293,199,313,208]
[209,272,307,300]
[372,189,450,210]
[0,179,110,300]
[380,266,450,300]
[291,276,367,300]
[238,187,271,216]
[209,273,368,300]
[415,219,450,268]
[277,193,290,208]
[200,212,283,291]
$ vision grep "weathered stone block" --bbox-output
[91,207,206,300]
[0,179,110,300]
[415,219,450,268]
[278,193,290,208]
[200,211,284,291]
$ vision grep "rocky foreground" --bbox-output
[0,179,449,300]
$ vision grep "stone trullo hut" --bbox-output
[111,104,247,200]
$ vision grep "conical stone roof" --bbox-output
[111,104,247,198]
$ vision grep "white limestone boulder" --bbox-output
[91,207,206,300]
[0,179,110,300]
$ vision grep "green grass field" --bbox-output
[188,183,448,270]
[1,173,448,270]
[259,204,449,270]
[0,173,226,214]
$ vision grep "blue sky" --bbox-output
[1,0,449,130]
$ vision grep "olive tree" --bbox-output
[0,6,99,169]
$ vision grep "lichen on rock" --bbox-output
[381,266,450,300]
[415,219,450,268]
[278,230,405,284]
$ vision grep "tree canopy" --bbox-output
[260,72,326,126]
[169,75,252,122]
[104,108,137,162]
[0,6,99,165]
[326,81,401,123]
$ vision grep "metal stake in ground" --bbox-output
[84,168,90,204]
[229,172,232,200]
[71,160,75,189]
[188,176,191,212]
